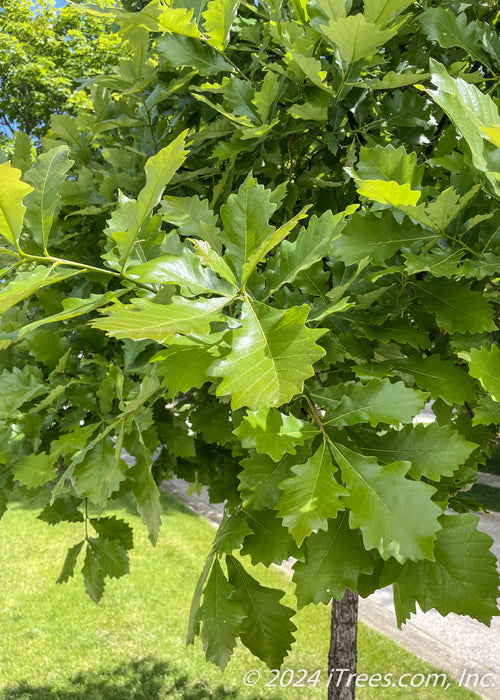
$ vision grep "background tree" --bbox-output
[1,2,500,699]
[0,0,122,139]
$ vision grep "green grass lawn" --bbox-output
[0,490,478,699]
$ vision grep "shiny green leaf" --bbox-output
[202,0,239,51]
[277,442,347,546]
[321,15,395,63]
[469,346,500,402]
[92,295,229,343]
[312,378,427,428]
[234,407,316,461]
[0,161,33,248]
[23,146,74,251]
[332,443,442,562]
[366,424,477,480]
[210,300,326,410]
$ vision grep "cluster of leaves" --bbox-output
[0,0,123,140]
[1,0,500,671]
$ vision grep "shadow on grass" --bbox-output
[1,657,264,700]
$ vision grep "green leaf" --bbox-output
[38,496,84,525]
[392,514,500,626]
[252,71,281,122]
[356,179,421,207]
[0,366,46,419]
[74,438,127,512]
[11,131,33,173]
[155,3,200,37]
[120,376,161,416]
[156,34,233,75]
[192,92,254,127]
[190,399,234,445]
[92,295,229,343]
[11,452,56,489]
[363,0,413,27]
[152,333,226,396]
[420,8,492,71]
[331,210,432,266]
[88,537,129,580]
[266,210,347,296]
[356,144,424,187]
[167,416,196,458]
[366,424,477,480]
[241,508,299,566]
[210,300,326,410]
[81,543,105,603]
[0,265,59,313]
[242,207,310,285]
[312,378,427,427]
[461,253,500,280]
[321,15,395,63]
[190,239,237,286]
[391,355,477,405]
[223,78,259,120]
[427,61,500,180]
[425,186,479,232]
[127,251,234,296]
[331,443,442,562]
[161,195,221,253]
[403,249,465,278]
[481,124,500,148]
[288,89,329,121]
[198,558,246,669]
[289,52,332,93]
[108,131,188,268]
[368,71,430,90]
[293,512,373,606]
[0,161,33,248]
[234,407,316,461]
[90,516,134,550]
[219,174,277,283]
[127,424,162,544]
[238,451,292,510]
[16,292,120,339]
[202,0,240,51]
[56,541,85,585]
[277,442,347,546]
[472,397,500,426]
[49,424,99,464]
[415,280,495,335]
[226,555,297,669]
[362,318,430,349]
[469,345,500,402]
[0,266,77,316]
[308,0,347,24]
[23,146,74,251]
[187,551,216,644]
[212,512,252,555]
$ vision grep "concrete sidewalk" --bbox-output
[162,476,500,700]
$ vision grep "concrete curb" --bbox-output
[358,599,500,700]
[161,480,499,700]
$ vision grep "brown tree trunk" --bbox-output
[327,589,358,700]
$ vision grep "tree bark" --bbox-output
[327,589,359,700]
